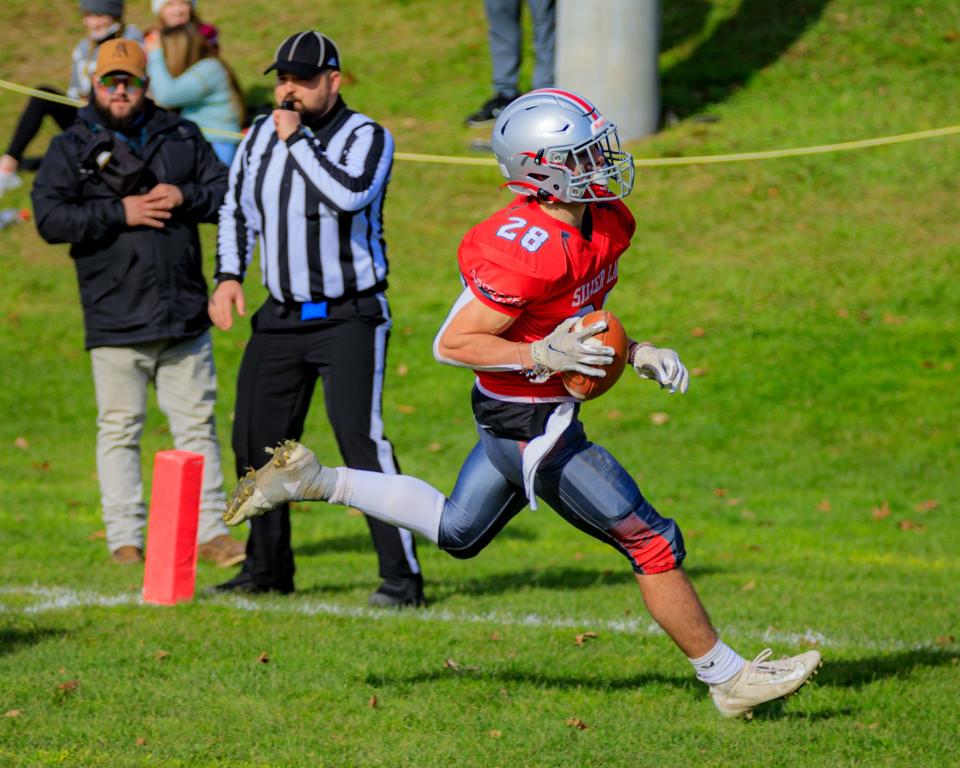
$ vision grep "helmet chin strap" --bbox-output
[499,180,560,203]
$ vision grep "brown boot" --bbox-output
[111,546,143,565]
[197,535,247,568]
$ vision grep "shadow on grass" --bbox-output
[294,562,723,601]
[662,0,711,53]
[661,0,830,118]
[296,522,536,558]
[816,648,959,689]
[365,667,696,694]
[0,625,62,657]
[431,562,724,600]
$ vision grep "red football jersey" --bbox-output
[458,195,637,400]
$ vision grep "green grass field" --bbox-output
[1,0,959,765]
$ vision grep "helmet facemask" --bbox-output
[552,124,634,202]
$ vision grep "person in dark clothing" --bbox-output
[31,38,245,569]
[0,0,142,195]
[208,31,426,605]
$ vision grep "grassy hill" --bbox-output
[0,1,958,765]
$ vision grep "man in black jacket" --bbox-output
[32,38,245,568]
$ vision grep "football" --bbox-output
[561,309,629,401]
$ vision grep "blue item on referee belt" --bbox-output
[301,301,328,320]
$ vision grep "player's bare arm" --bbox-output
[434,295,530,370]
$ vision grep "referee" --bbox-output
[209,31,425,605]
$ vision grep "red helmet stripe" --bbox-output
[527,88,599,118]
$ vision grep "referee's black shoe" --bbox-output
[368,575,426,608]
[208,570,294,595]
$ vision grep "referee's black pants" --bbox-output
[231,295,421,593]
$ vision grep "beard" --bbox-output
[285,101,333,129]
[92,97,146,131]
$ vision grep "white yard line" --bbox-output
[0,584,939,653]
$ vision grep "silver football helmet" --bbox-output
[491,88,635,203]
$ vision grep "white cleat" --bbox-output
[223,440,324,526]
[710,648,822,719]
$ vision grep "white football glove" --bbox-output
[631,344,689,394]
[529,317,614,384]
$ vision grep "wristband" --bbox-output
[628,341,653,365]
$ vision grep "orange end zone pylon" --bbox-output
[143,450,204,605]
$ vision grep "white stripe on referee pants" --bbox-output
[371,292,420,575]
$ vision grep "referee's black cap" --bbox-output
[264,31,341,78]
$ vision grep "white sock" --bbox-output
[328,468,445,544]
[688,639,745,686]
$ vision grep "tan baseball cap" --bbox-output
[94,39,147,79]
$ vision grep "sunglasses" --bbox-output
[97,74,146,93]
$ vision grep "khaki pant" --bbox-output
[90,332,229,552]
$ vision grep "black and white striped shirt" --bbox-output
[216,98,393,302]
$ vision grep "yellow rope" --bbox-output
[2,78,958,166]
[633,124,960,166]
[0,79,83,107]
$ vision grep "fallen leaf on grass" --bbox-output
[690,367,708,377]
[817,498,832,512]
[31,460,51,471]
[257,652,270,664]
[566,717,589,730]
[944,30,959,42]
[882,312,906,325]
[574,632,598,646]
[572,551,584,561]
[690,327,706,337]
[853,722,879,731]
[153,650,170,661]
[713,488,728,497]
[135,738,146,746]
[427,441,443,452]
[4,710,22,718]
[872,501,891,520]
[395,363,409,377]
[835,307,849,318]
[606,409,622,420]
[444,658,460,671]
[489,730,502,738]
[920,360,937,369]
[87,529,106,541]
[649,412,669,426]
[489,632,501,642]
[914,499,939,513]
[395,404,416,414]
[14,436,29,450]
[935,635,955,646]
[741,580,756,591]
[368,696,378,708]
[56,680,79,692]
[897,519,926,532]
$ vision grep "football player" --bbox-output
[221,89,821,718]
